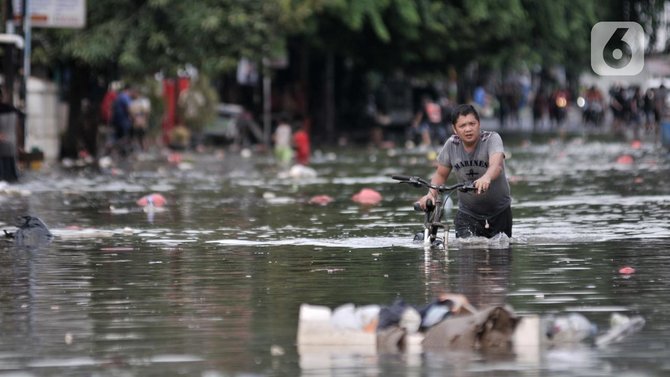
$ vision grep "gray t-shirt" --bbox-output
[436,131,511,219]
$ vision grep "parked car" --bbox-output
[201,103,244,145]
[201,103,264,146]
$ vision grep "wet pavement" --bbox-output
[1,133,670,376]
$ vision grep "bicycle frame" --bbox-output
[392,175,475,250]
[422,192,449,248]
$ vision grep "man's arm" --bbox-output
[473,151,504,194]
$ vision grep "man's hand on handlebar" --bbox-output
[417,193,436,210]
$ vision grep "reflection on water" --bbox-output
[0,139,669,376]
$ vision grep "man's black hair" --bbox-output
[450,104,480,125]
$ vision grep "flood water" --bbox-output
[1,134,670,376]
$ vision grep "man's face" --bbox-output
[452,113,480,145]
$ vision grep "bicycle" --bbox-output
[391,175,476,250]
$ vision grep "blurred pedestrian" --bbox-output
[111,84,134,156]
[506,83,522,130]
[472,83,493,118]
[293,123,311,166]
[532,87,549,131]
[629,86,643,139]
[549,87,569,129]
[654,84,668,124]
[273,117,293,167]
[416,104,512,239]
[643,87,656,133]
[654,84,668,144]
[495,83,509,130]
[100,82,119,127]
[582,85,604,128]
[473,84,487,109]
[234,108,256,148]
[610,84,626,133]
[410,96,446,147]
[129,90,151,152]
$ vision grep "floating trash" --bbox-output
[351,188,382,205]
[308,195,334,206]
[618,266,636,275]
[5,215,53,247]
[136,193,167,208]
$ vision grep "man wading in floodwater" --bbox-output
[417,104,512,238]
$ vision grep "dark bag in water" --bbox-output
[5,216,53,248]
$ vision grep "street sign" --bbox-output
[13,0,86,29]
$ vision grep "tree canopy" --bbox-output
[286,0,603,75]
[31,0,288,77]
[23,0,624,80]
[2,0,660,156]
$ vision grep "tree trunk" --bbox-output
[324,51,335,143]
[60,64,99,160]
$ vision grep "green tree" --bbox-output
[37,0,287,77]
[30,0,290,158]
[281,0,606,136]
[19,0,653,152]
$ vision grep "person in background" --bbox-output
[100,82,119,127]
[410,96,446,147]
[609,84,626,135]
[129,90,151,152]
[643,87,656,133]
[654,85,668,130]
[629,86,644,140]
[582,85,605,128]
[549,87,570,129]
[532,86,549,131]
[417,104,512,239]
[273,117,293,167]
[110,84,135,156]
[293,122,311,165]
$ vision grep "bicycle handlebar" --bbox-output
[392,175,476,193]
[390,175,413,182]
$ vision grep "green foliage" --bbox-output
[176,75,219,132]
[32,0,288,77]
[23,1,646,86]
[432,0,530,69]
[520,0,600,69]
[137,77,165,135]
[282,0,595,75]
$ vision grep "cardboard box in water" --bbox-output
[297,304,545,364]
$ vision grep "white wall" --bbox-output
[25,77,65,161]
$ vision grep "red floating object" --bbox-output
[619,266,635,275]
[308,195,334,206]
[168,152,182,164]
[616,154,634,165]
[136,193,167,207]
[351,188,383,205]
